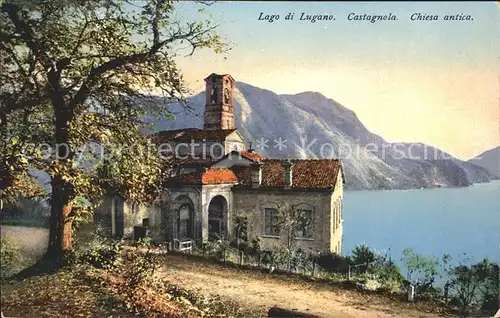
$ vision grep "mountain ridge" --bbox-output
[150,81,495,190]
[467,146,500,178]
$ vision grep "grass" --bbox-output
[0,218,49,228]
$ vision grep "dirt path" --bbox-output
[0,228,445,317]
[158,254,443,318]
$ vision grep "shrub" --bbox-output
[73,234,123,269]
[270,244,291,270]
[446,258,500,316]
[0,237,26,280]
[371,261,405,293]
[352,244,381,273]
[401,248,438,293]
[289,248,313,274]
[315,252,352,273]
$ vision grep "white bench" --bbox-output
[173,238,192,253]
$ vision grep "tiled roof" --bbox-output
[164,171,202,185]
[153,128,236,143]
[240,151,265,161]
[202,168,239,185]
[235,159,342,190]
[211,150,265,165]
[165,168,239,186]
[173,157,213,166]
[165,158,342,190]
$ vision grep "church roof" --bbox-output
[211,150,265,165]
[153,128,237,143]
[235,159,343,190]
[165,158,343,190]
[202,168,239,184]
[172,157,214,166]
[164,168,239,186]
[239,151,265,161]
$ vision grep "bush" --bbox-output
[401,248,438,293]
[0,237,26,280]
[446,258,500,316]
[289,248,313,274]
[352,244,380,273]
[73,234,123,269]
[316,252,352,273]
[371,261,405,293]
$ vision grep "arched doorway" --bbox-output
[208,195,228,240]
[173,195,194,240]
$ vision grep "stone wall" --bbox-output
[233,189,334,253]
[330,170,344,255]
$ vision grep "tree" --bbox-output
[275,202,312,270]
[231,209,248,265]
[0,0,227,257]
[0,172,46,207]
[351,244,379,274]
[448,262,483,317]
[447,258,500,316]
[474,258,499,313]
[401,248,438,291]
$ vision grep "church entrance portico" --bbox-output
[171,195,195,243]
[207,195,228,241]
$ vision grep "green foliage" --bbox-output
[447,258,500,316]
[0,236,26,280]
[370,260,406,293]
[0,172,47,204]
[288,248,314,273]
[1,0,228,253]
[73,234,124,270]
[269,244,291,270]
[401,248,438,290]
[205,236,232,262]
[275,202,312,250]
[475,259,499,312]
[232,209,248,243]
[351,244,381,273]
[315,251,352,273]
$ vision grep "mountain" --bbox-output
[150,81,495,190]
[467,147,500,178]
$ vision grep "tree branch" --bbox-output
[70,22,210,109]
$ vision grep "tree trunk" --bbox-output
[45,107,74,258]
[46,186,73,257]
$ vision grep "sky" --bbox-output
[168,1,499,160]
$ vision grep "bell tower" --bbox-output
[203,73,235,130]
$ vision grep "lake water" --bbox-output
[343,180,500,267]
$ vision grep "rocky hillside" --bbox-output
[467,147,500,178]
[149,82,495,190]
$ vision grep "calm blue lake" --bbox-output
[343,180,500,266]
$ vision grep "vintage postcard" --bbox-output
[1,1,498,317]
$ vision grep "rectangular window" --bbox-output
[264,208,279,236]
[295,209,313,238]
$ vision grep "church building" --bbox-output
[94,73,345,255]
